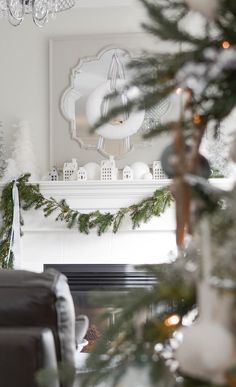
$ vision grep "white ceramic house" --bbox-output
[63,158,78,181]
[49,167,59,181]
[100,156,118,181]
[77,167,87,181]
[152,161,167,180]
[123,166,133,180]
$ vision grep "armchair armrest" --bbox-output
[0,327,59,387]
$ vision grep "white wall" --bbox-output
[0,2,146,176]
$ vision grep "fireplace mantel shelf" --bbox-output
[1,178,233,272]
[0,177,230,199]
[0,177,233,213]
[0,177,232,197]
[33,179,171,199]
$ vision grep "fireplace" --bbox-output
[44,264,156,351]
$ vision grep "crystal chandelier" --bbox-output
[0,0,75,27]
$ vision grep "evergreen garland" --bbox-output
[0,174,172,268]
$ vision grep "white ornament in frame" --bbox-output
[86,79,145,140]
[153,161,167,180]
[77,167,87,181]
[63,158,78,181]
[122,166,133,181]
[101,156,118,181]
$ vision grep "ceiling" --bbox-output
[75,0,139,8]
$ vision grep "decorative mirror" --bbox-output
[61,47,150,158]
[50,34,175,167]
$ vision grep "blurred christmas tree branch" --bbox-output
[91,0,236,140]
[80,263,196,387]
[79,0,236,386]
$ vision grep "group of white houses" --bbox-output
[49,158,167,181]
[62,157,118,181]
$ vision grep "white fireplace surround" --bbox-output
[1,178,232,272]
[20,180,175,272]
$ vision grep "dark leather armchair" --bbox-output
[0,268,76,387]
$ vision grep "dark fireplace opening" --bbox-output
[44,264,156,352]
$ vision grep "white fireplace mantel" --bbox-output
[15,180,176,272]
[31,179,171,209]
[1,178,233,272]
[21,180,173,232]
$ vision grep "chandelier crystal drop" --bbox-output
[0,0,75,27]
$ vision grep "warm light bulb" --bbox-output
[164,314,181,327]
[176,87,183,95]
[193,113,202,125]
[222,40,230,49]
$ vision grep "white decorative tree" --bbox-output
[3,120,38,182]
[0,122,7,179]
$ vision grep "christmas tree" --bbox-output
[80,1,236,386]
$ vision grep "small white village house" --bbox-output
[152,161,166,180]
[123,166,133,180]
[77,167,87,181]
[49,167,59,181]
[63,158,78,181]
[100,156,118,181]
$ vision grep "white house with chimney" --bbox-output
[63,158,78,181]
[152,161,166,180]
[100,156,118,181]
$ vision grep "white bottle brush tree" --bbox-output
[0,123,7,179]
[3,120,38,182]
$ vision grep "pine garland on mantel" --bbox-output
[0,174,173,268]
